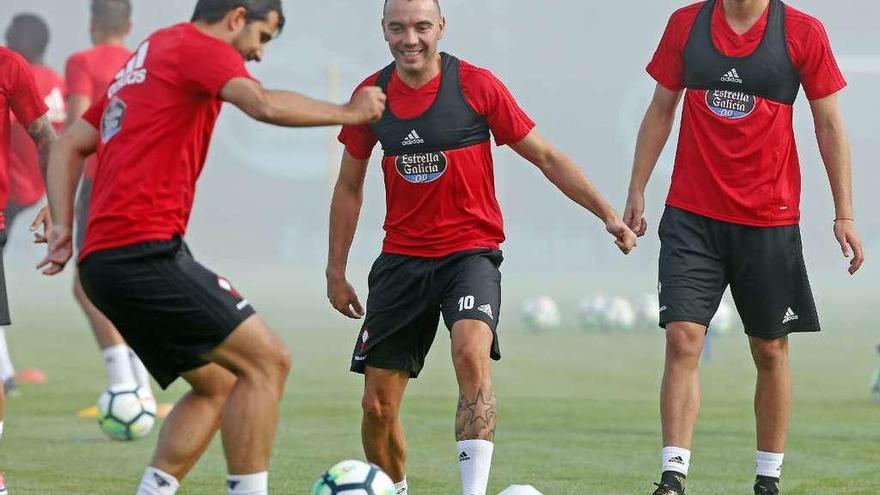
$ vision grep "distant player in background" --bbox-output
[0,43,57,495]
[624,1,864,494]
[3,13,66,396]
[40,0,385,494]
[64,0,157,411]
[327,1,636,494]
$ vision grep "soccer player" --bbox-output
[326,1,637,494]
[0,43,57,495]
[64,0,157,409]
[39,1,386,494]
[3,13,66,395]
[624,1,864,494]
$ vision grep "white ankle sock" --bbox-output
[136,467,179,495]
[457,439,493,495]
[227,471,268,495]
[394,477,408,495]
[128,348,153,395]
[756,451,784,479]
[0,328,15,381]
[102,344,136,387]
[661,446,691,476]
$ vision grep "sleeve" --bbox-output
[8,55,49,128]
[65,54,93,98]
[792,18,847,100]
[461,68,535,147]
[182,42,256,97]
[82,92,109,129]
[337,73,382,160]
[645,10,691,92]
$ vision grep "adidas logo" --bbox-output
[782,307,799,324]
[227,480,240,490]
[402,129,424,146]
[477,304,493,320]
[720,67,743,84]
[458,451,471,462]
[669,456,685,465]
[153,473,171,488]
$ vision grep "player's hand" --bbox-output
[344,86,387,125]
[327,275,365,319]
[606,217,638,255]
[623,191,648,237]
[833,219,865,275]
[36,224,73,276]
[29,205,52,244]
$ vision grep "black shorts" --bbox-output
[74,178,92,253]
[0,231,9,326]
[79,236,256,388]
[658,206,819,340]
[351,249,503,378]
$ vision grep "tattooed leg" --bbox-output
[450,319,496,441]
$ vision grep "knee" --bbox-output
[751,338,789,370]
[452,348,490,388]
[259,345,292,388]
[362,392,400,426]
[665,324,704,362]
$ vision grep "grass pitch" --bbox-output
[2,266,878,494]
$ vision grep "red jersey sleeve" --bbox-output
[82,92,108,129]
[8,54,48,127]
[646,5,701,92]
[460,65,535,146]
[181,40,255,97]
[789,15,846,100]
[337,72,381,160]
[65,53,93,99]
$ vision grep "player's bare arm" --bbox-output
[26,114,57,178]
[624,83,683,237]
[37,119,97,276]
[220,78,386,127]
[810,92,864,274]
[508,129,638,254]
[326,150,370,319]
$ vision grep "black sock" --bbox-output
[661,470,686,490]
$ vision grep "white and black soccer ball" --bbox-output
[97,384,156,441]
[577,294,610,331]
[310,460,395,495]
[604,297,637,331]
[520,296,561,331]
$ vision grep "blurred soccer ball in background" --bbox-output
[521,296,561,331]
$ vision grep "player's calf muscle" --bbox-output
[455,387,497,441]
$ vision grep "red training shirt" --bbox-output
[80,23,254,259]
[339,59,535,257]
[66,44,132,179]
[8,64,66,206]
[647,1,846,226]
[0,47,48,230]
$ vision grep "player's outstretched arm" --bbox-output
[509,129,637,254]
[810,93,864,274]
[36,119,97,276]
[220,78,386,127]
[623,83,682,237]
[326,151,370,318]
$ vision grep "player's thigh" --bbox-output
[658,207,727,328]
[728,224,820,339]
[203,314,290,379]
[180,362,237,399]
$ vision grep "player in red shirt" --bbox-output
[623,1,865,494]
[63,0,160,416]
[0,40,56,495]
[327,1,636,494]
[39,1,385,494]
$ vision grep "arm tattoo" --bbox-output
[27,115,58,179]
[455,387,497,442]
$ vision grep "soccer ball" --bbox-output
[604,297,637,331]
[636,292,660,328]
[577,294,609,331]
[97,384,157,441]
[310,459,395,495]
[520,296,561,330]
[499,486,544,495]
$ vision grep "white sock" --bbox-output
[102,344,136,387]
[0,421,5,441]
[394,477,408,495]
[661,446,691,476]
[457,439,493,495]
[756,451,784,479]
[129,348,154,395]
[0,328,15,381]
[227,471,268,495]
[136,467,179,495]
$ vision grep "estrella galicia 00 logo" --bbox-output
[705,89,756,120]
[395,151,447,184]
[100,97,127,143]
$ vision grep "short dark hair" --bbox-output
[5,13,49,63]
[92,0,132,36]
[383,0,442,16]
[191,0,285,34]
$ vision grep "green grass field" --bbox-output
[2,266,878,494]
